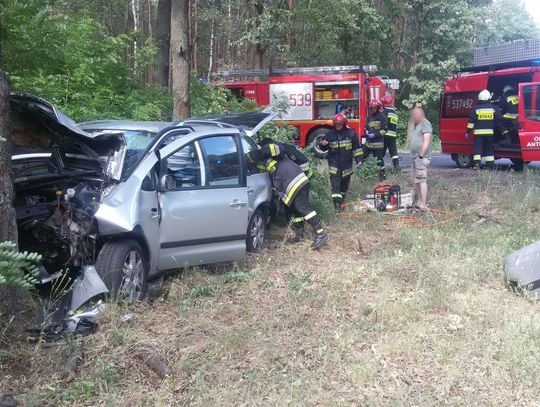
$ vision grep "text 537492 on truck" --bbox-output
[212,66,399,155]
[440,39,540,168]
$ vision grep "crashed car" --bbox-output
[11,94,274,303]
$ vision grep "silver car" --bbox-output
[11,94,274,302]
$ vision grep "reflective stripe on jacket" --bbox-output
[383,107,398,138]
[261,144,309,207]
[467,101,503,137]
[319,127,362,172]
[365,111,388,148]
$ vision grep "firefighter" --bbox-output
[260,141,328,250]
[499,84,519,144]
[318,113,363,211]
[381,95,400,173]
[363,99,388,179]
[260,138,313,178]
[466,89,503,169]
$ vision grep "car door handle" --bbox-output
[230,200,248,208]
[151,208,160,219]
[247,188,255,194]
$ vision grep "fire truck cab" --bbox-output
[441,40,540,168]
[214,66,399,154]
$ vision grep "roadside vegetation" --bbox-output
[3,166,540,405]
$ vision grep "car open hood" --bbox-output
[181,112,276,137]
[10,93,126,181]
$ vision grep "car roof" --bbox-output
[78,120,172,133]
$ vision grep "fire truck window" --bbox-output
[442,92,478,118]
[523,85,540,122]
[241,136,266,175]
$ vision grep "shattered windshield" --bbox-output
[121,130,157,179]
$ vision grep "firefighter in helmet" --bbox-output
[466,89,503,169]
[499,84,519,144]
[363,99,388,179]
[260,141,328,250]
[318,113,363,211]
[381,95,400,173]
[260,138,313,179]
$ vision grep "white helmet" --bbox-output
[503,85,514,93]
[478,90,491,101]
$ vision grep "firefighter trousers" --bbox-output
[362,145,386,178]
[473,135,494,169]
[330,172,352,206]
[383,136,400,169]
[289,185,324,234]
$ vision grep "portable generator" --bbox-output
[374,183,401,212]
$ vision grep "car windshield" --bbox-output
[121,130,157,178]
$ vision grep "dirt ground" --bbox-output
[2,166,540,406]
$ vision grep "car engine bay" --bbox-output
[15,178,104,273]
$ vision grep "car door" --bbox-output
[156,133,249,270]
[240,135,272,218]
[518,83,540,162]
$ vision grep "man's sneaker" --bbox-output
[311,232,328,250]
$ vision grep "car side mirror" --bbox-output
[159,174,180,192]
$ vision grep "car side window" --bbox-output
[199,136,241,186]
[164,142,203,190]
[241,136,266,175]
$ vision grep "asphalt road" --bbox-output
[391,152,540,170]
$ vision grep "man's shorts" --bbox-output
[412,157,430,184]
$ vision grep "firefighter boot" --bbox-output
[333,197,343,213]
[309,218,328,250]
[392,158,401,173]
[378,167,386,181]
[311,231,328,250]
[286,226,305,244]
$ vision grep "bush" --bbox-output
[0,241,41,290]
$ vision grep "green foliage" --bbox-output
[360,157,381,181]
[1,0,172,122]
[0,241,41,290]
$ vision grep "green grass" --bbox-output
[3,167,540,405]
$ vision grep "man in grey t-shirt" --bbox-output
[410,107,433,209]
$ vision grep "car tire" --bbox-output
[246,208,266,253]
[510,158,525,171]
[308,128,331,159]
[452,154,473,168]
[96,239,148,303]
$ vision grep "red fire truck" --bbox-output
[441,39,540,168]
[213,66,399,154]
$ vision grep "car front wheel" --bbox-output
[96,239,148,303]
[246,209,266,252]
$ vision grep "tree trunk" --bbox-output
[0,69,17,245]
[207,18,215,82]
[170,0,191,120]
[154,0,171,87]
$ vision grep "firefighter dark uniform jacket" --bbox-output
[500,91,519,127]
[383,107,398,138]
[365,112,388,148]
[261,143,310,207]
[271,141,313,178]
[467,101,503,136]
[319,127,362,177]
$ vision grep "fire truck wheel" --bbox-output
[452,154,473,168]
[308,128,331,159]
[510,158,526,171]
